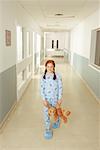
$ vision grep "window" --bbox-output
[56,40,59,49]
[52,40,54,48]
[95,30,100,66]
[16,26,24,62]
[90,28,100,69]
[27,31,30,57]
[36,33,41,68]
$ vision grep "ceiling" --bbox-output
[16,0,100,31]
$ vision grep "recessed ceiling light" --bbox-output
[55,13,63,16]
[55,14,75,18]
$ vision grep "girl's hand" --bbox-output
[43,100,51,108]
[56,99,63,108]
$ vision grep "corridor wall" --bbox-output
[0,1,42,126]
[70,7,100,102]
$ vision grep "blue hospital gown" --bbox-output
[40,73,63,106]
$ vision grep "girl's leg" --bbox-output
[51,102,60,129]
[43,106,53,139]
[43,106,51,130]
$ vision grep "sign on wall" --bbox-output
[5,30,11,46]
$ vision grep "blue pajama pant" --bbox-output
[43,98,59,130]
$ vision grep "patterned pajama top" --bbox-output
[40,73,63,105]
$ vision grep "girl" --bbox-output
[40,60,63,139]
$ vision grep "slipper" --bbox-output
[52,119,60,129]
[44,129,53,139]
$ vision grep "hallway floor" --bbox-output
[0,57,100,150]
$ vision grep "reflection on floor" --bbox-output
[0,57,100,150]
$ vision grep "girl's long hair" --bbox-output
[43,60,56,80]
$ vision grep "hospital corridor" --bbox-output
[0,0,100,150]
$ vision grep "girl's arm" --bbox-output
[56,74,63,108]
[40,77,51,108]
[43,100,51,108]
[40,77,46,101]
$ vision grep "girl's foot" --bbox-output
[44,129,53,139]
[52,120,60,129]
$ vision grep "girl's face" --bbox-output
[46,63,54,73]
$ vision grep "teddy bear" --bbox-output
[48,106,58,122]
[48,106,71,123]
[56,107,71,123]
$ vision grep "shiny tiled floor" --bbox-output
[0,57,100,150]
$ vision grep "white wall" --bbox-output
[0,1,43,100]
[0,1,42,73]
[70,7,100,101]
[70,7,100,59]
[45,32,70,50]
[65,32,70,50]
